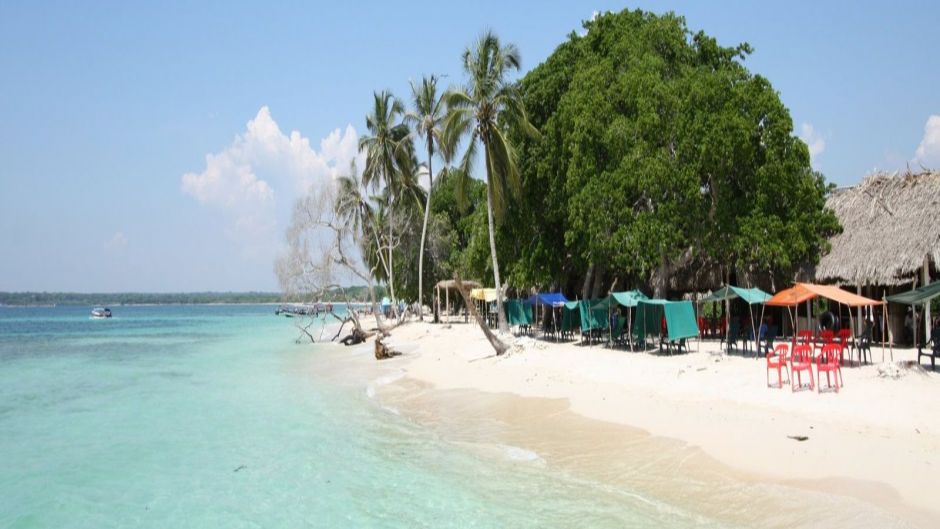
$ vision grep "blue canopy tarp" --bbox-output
[525,292,569,308]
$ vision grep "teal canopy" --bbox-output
[701,285,771,305]
[592,290,649,310]
[633,299,699,341]
[886,281,940,305]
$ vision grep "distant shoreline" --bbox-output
[0,288,382,307]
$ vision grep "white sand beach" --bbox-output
[367,321,940,526]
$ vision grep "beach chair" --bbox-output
[559,306,579,341]
[917,328,940,371]
[721,320,741,353]
[835,328,853,361]
[611,315,626,346]
[766,343,790,388]
[659,336,686,355]
[758,325,778,356]
[855,326,872,365]
[816,344,842,393]
[790,344,815,392]
[796,329,814,347]
[816,330,834,354]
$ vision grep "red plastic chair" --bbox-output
[796,330,814,347]
[816,330,834,353]
[836,328,853,362]
[766,344,790,388]
[816,344,842,393]
[790,344,815,392]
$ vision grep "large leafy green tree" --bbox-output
[405,75,450,318]
[505,9,838,296]
[359,91,414,310]
[446,31,538,333]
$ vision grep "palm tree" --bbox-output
[405,75,451,320]
[359,91,413,312]
[445,31,538,334]
[335,161,389,282]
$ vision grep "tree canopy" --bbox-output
[501,9,839,295]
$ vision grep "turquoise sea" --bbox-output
[0,305,914,528]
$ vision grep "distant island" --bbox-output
[0,286,384,306]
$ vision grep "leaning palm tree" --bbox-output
[445,31,538,334]
[359,91,413,312]
[405,75,451,320]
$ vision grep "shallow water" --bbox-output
[0,306,918,528]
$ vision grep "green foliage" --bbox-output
[503,9,840,292]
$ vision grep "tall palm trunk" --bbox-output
[387,191,396,317]
[484,149,508,334]
[417,143,433,321]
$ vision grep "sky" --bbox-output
[1,0,938,292]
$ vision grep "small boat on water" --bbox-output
[91,307,112,319]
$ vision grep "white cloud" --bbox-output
[799,122,826,169]
[104,231,128,250]
[181,106,361,250]
[914,114,940,168]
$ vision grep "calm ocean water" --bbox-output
[0,305,907,528]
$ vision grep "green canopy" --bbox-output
[700,285,771,305]
[592,290,649,310]
[886,281,940,305]
[633,299,699,341]
[563,300,580,310]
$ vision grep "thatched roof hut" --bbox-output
[815,170,940,286]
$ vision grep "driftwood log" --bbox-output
[374,337,401,360]
[340,327,370,346]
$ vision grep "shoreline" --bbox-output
[368,321,939,527]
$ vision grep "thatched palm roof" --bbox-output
[434,279,482,291]
[815,170,940,286]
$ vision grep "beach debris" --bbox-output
[787,435,809,442]
[374,338,401,360]
[233,465,247,472]
[876,362,904,379]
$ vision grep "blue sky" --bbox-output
[1,1,938,292]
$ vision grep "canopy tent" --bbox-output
[766,282,887,361]
[634,299,699,342]
[886,282,940,352]
[525,292,569,308]
[588,291,649,350]
[700,285,771,354]
[701,285,771,305]
[886,281,940,305]
[434,279,482,324]
[503,299,534,328]
[470,288,499,302]
[766,283,883,307]
[591,290,649,310]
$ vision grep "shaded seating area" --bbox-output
[886,281,940,371]
[503,299,534,334]
[701,285,771,357]
[574,300,609,344]
[633,299,698,355]
[524,292,570,340]
[591,290,649,349]
[766,282,886,368]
